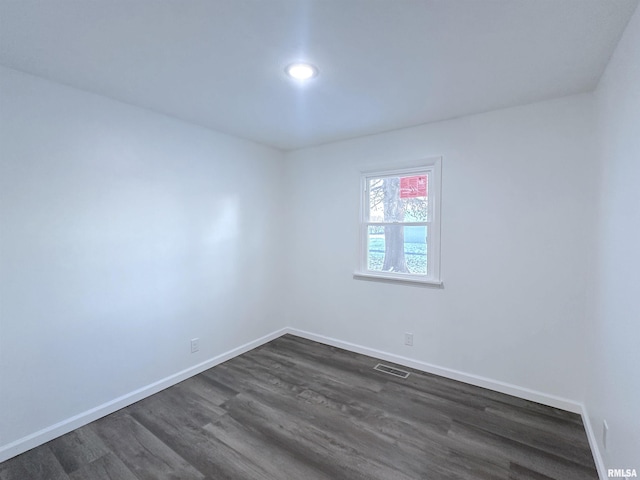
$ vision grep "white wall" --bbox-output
[0,66,285,452]
[284,95,599,404]
[588,4,640,473]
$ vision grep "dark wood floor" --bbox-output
[0,334,598,480]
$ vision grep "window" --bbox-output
[355,159,442,285]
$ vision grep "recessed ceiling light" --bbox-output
[285,62,318,80]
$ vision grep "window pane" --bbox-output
[367,225,427,274]
[368,175,428,222]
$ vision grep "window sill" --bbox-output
[353,271,443,287]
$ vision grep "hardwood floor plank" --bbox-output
[0,446,68,480]
[222,356,467,478]
[447,419,597,480]
[48,424,111,474]
[453,406,594,466]
[173,374,238,407]
[508,462,558,480]
[224,392,436,480]
[67,453,139,480]
[202,413,336,480]
[442,448,511,480]
[128,393,267,479]
[90,413,205,480]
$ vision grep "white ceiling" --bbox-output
[0,0,637,151]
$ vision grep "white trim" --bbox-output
[366,221,430,227]
[353,271,443,286]
[360,160,440,175]
[581,405,607,480]
[1,325,599,474]
[430,157,442,281]
[288,327,602,478]
[0,328,287,463]
[286,327,582,413]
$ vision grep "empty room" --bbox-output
[1,1,639,479]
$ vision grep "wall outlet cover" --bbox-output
[404,332,414,346]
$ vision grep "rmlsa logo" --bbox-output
[608,468,638,478]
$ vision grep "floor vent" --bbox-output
[374,363,410,378]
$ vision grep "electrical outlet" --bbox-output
[603,420,609,451]
[190,338,199,353]
[404,332,414,346]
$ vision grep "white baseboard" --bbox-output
[286,329,611,474]
[581,405,607,480]
[285,328,583,413]
[1,325,601,476]
[286,328,610,476]
[0,328,287,464]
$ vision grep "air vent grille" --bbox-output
[374,363,410,378]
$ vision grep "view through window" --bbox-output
[359,160,441,284]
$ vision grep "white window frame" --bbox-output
[354,158,442,286]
